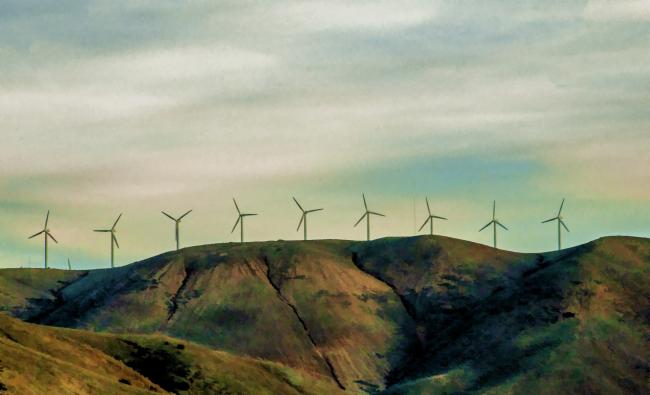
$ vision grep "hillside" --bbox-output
[0,235,648,394]
[0,313,341,394]
[354,236,649,394]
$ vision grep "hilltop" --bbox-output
[0,235,648,394]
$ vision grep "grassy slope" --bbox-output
[0,269,86,319]
[0,241,414,392]
[0,313,161,394]
[0,313,342,395]
[351,236,649,394]
[0,236,647,394]
[260,241,415,393]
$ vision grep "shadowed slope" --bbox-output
[350,236,649,394]
[0,268,86,319]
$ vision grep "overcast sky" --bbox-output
[1,0,648,269]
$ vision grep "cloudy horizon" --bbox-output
[1,0,648,269]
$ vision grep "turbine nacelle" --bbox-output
[232,199,257,243]
[354,193,385,241]
[28,210,58,269]
[94,213,122,268]
[542,198,570,250]
[419,197,448,235]
[162,210,193,250]
[162,210,193,223]
[479,201,508,248]
[293,197,324,240]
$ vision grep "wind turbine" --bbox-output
[542,198,569,251]
[28,210,58,269]
[418,197,447,235]
[94,213,122,268]
[67,258,71,270]
[479,201,508,248]
[162,210,193,251]
[293,197,323,241]
[354,193,385,241]
[231,199,257,243]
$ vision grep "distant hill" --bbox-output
[0,235,647,394]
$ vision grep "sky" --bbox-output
[0,0,648,269]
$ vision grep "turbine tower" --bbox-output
[542,198,569,250]
[354,193,385,241]
[479,201,508,248]
[28,210,58,269]
[418,197,447,235]
[162,210,193,250]
[231,199,257,243]
[67,258,71,270]
[293,197,323,241]
[94,213,122,268]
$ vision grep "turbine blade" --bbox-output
[29,230,45,239]
[297,214,304,232]
[179,209,192,220]
[369,211,385,217]
[306,208,324,213]
[492,201,496,219]
[231,216,241,233]
[418,217,430,231]
[112,213,122,230]
[479,221,493,232]
[541,217,556,223]
[233,198,240,214]
[362,193,368,210]
[243,213,258,217]
[44,210,50,228]
[162,211,176,221]
[432,215,447,220]
[354,213,367,227]
[292,197,304,212]
[560,220,570,232]
[558,198,565,216]
[94,229,111,232]
[496,221,508,230]
[112,233,120,249]
[47,232,58,243]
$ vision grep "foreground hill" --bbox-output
[0,235,648,394]
[0,313,340,394]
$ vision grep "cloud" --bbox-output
[278,1,437,31]
[0,44,279,119]
[583,0,650,21]
[88,45,279,91]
